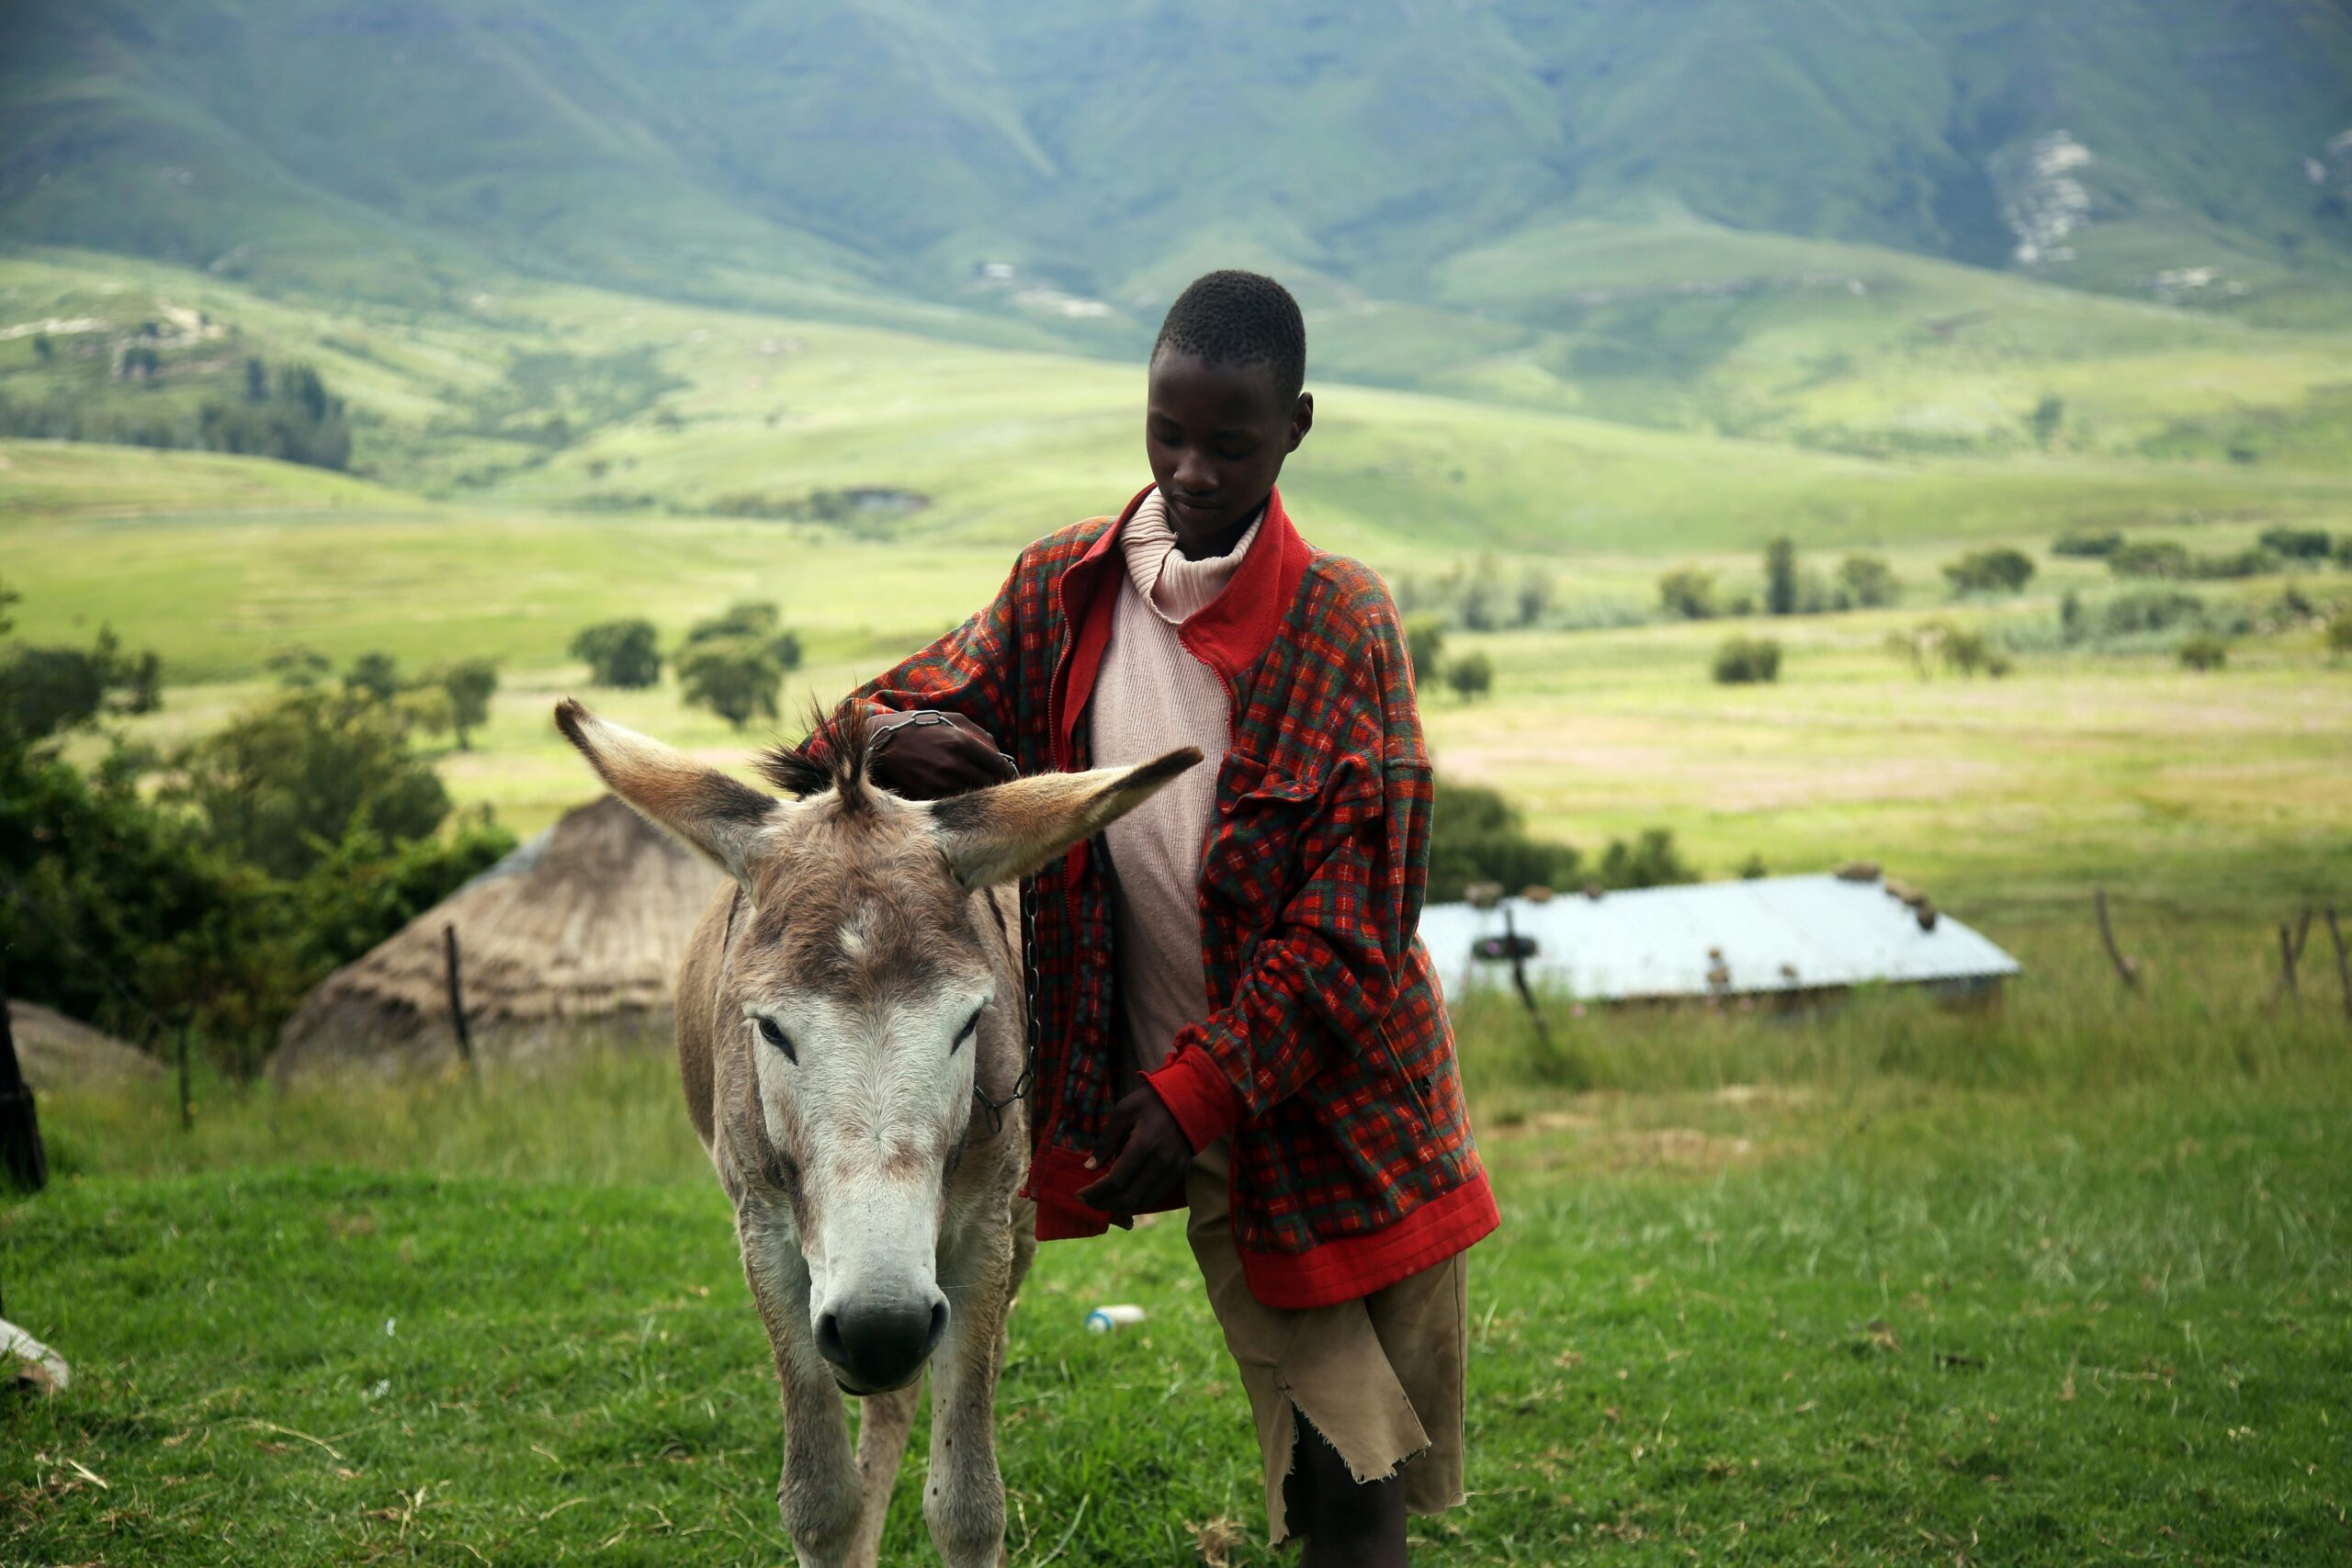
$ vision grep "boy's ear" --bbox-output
[927,749,1203,890]
[554,698,783,883]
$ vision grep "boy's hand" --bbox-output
[1076,1086,1191,1222]
[865,712,1017,800]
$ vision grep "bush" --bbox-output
[1943,547,2036,595]
[1426,777,1579,904]
[2110,540,2191,580]
[0,626,161,742]
[679,637,786,729]
[1837,554,1901,608]
[1445,650,1495,701]
[1658,566,1718,620]
[1885,619,2012,678]
[571,619,663,689]
[2326,612,2352,655]
[435,658,499,750]
[1597,828,1700,889]
[168,688,452,882]
[2096,588,2205,637]
[1764,536,1799,616]
[2177,634,2228,671]
[2259,526,2333,560]
[1712,636,1782,684]
[2187,547,2280,581]
[1404,615,1446,685]
[2052,529,2124,558]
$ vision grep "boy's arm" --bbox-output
[1146,606,1433,1150]
[799,558,1026,794]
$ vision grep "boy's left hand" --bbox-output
[1077,1087,1191,1222]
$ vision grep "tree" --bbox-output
[437,659,499,750]
[1838,554,1900,608]
[1598,828,1699,890]
[1657,566,1718,620]
[1942,547,2036,595]
[1403,615,1446,686]
[345,650,402,703]
[1515,568,1554,628]
[2177,633,2228,671]
[1445,650,1494,702]
[2052,529,2123,558]
[679,637,786,730]
[1764,536,1799,616]
[32,333,52,364]
[2028,394,2064,448]
[687,602,803,672]
[267,644,333,687]
[571,618,663,688]
[168,687,451,881]
[0,625,162,743]
[1712,636,1781,684]
[2109,540,2191,580]
[1426,777,1579,903]
[2258,526,2333,561]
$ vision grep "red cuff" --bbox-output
[1143,1041,1245,1153]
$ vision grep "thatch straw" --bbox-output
[9,1001,161,1091]
[273,795,726,1082]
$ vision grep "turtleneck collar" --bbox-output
[1120,489,1265,625]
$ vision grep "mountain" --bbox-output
[6,1,2350,325]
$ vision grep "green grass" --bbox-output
[7,942,2349,1564]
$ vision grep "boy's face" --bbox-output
[1145,348,1313,552]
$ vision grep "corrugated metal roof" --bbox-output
[1418,874,2020,1003]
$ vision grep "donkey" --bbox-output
[555,698,1197,1568]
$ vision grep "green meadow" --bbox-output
[7,238,2352,1563]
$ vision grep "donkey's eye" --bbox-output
[755,1016,797,1062]
[951,1010,982,1055]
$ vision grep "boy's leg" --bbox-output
[1286,1416,1408,1567]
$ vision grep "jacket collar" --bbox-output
[1049,481,1307,770]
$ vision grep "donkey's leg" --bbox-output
[845,1382,921,1568]
[742,1220,864,1568]
[922,1226,1018,1568]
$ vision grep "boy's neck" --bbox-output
[1170,496,1268,562]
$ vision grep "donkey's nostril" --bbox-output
[924,1297,950,1359]
[814,1310,849,1369]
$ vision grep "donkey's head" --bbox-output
[556,699,1195,1392]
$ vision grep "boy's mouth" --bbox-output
[1170,493,1221,522]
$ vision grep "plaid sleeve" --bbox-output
[799,557,1024,765]
[1146,594,1432,1148]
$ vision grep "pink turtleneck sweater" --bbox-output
[1090,489,1263,1077]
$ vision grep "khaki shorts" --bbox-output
[1185,1140,1469,1546]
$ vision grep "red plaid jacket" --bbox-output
[845,483,1497,1307]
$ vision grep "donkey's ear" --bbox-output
[928,748,1203,891]
[555,698,782,882]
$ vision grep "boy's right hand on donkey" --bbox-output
[865,711,1019,799]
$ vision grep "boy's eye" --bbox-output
[1216,441,1257,460]
[754,1016,797,1062]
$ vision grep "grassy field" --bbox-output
[6,946,2349,1565]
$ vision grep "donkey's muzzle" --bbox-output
[817,1293,949,1392]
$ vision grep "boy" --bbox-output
[831,271,1496,1562]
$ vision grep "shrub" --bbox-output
[1837,554,1901,608]
[2098,588,2206,637]
[2326,611,2352,654]
[2052,529,2124,558]
[2187,547,2280,581]
[1515,569,1554,628]
[1885,619,2011,678]
[1712,636,1782,684]
[1445,650,1495,701]
[2177,633,2228,671]
[0,626,161,743]
[1426,777,1579,904]
[2259,526,2333,560]
[2110,540,2191,580]
[1658,566,1718,620]
[571,618,663,689]
[1764,536,1799,616]
[1404,615,1446,685]
[1943,547,2036,595]
[1597,827,1699,889]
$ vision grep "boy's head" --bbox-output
[1147,270,1312,551]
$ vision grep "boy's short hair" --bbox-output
[1153,270,1306,403]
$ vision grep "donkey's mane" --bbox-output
[756,700,874,805]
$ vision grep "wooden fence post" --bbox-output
[444,923,476,1073]
[2325,906,2351,1026]
[2095,888,2142,993]
[2269,907,2313,1010]
[0,963,48,1194]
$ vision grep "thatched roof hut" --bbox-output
[8,1001,162,1091]
[273,795,726,1081]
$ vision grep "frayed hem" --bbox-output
[1263,1396,1433,1547]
